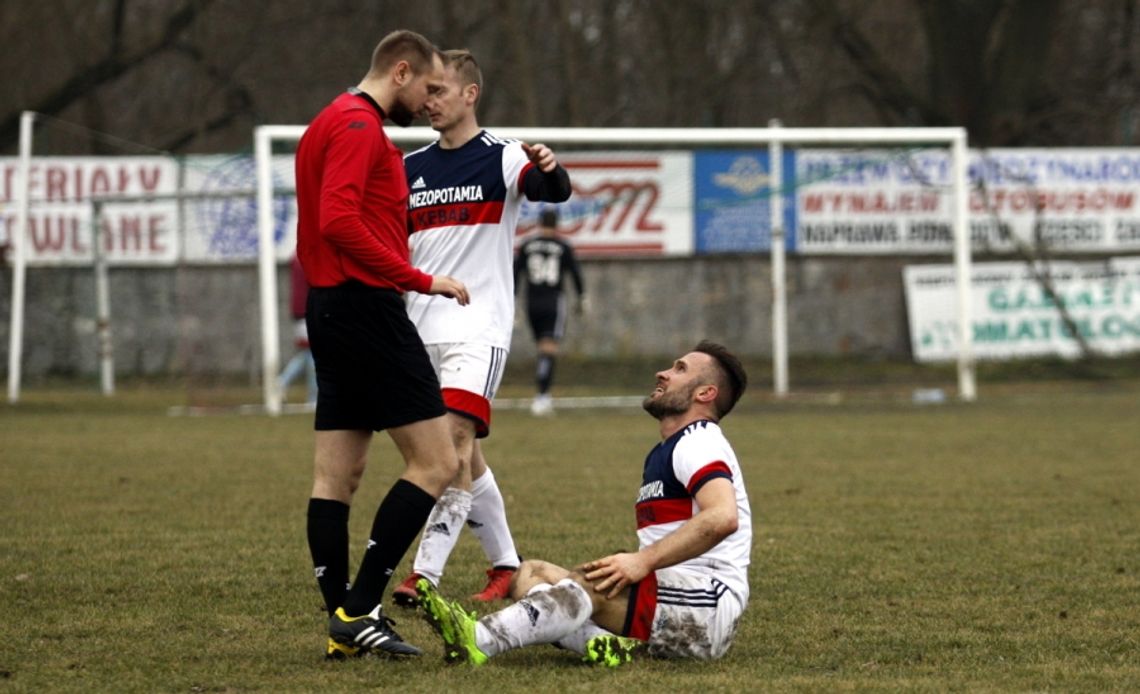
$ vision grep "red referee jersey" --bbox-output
[294,90,432,293]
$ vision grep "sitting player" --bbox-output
[417,341,752,665]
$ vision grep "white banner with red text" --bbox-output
[4,148,1140,264]
[798,148,1140,254]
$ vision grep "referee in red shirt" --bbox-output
[295,29,469,660]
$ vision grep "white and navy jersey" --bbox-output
[404,131,533,348]
[636,420,752,602]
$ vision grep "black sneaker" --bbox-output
[327,605,423,659]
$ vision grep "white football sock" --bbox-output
[411,487,472,584]
[467,467,520,568]
[474,578,592,657]
[553,620,613,655]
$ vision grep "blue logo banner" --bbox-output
[694,150,797,253]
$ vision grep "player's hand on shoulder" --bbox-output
[521,142,558,173]
[429,275,470,306]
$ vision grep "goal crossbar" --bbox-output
[250,124,974,415]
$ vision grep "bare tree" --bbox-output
[2,0,1137,153]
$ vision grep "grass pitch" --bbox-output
[1,377,1138,692]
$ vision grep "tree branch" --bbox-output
[812,0,939,124]
[0,0,214,149]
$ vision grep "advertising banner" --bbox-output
[969,149,1140,253]
[904,258,1140,361]
[1,157,179,265]
[179,155,296,263]
[693,150,796,253]
[8,148,1139,264]
[798,148,1140,255]
[796,148,954,254]
[518,151,693,257]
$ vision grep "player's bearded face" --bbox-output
[643,379,698,419]
[391,58,442,127]
[388,97,417,127]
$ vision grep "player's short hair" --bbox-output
[442,49,483,106]
[369,30,439,77]
[694,340,747,418]
[539,209,559,228]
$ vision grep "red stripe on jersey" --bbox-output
[411,201,505,231]
[441,388,491,437]
[626,570,658,640]
[516,161,536,193]
[636,498,692,529]
[686,461,732,495]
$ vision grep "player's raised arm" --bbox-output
[520,142,572,202]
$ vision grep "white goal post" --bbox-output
[253,124,975,416]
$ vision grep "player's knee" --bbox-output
[448,416,477,450]
[400,443,459,496]
[312,458,365,502]
[421,450,460,491]
[510,559,566,599]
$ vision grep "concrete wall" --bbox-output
[0,256,924,380]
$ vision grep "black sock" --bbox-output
[307,498,350,616]
[340,479,436,617]
[536,354,555,394]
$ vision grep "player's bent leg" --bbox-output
[560,574,647,666]
[446,411,478,490]
[468,444,522,602]
[387,415,459,498]
[391,414,476,607]
[311,429,371,502]
[566,568,633,635]
[392,485,472,607]
[308,429,368,620]
[509,559,572,600]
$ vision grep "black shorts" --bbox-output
[307,282,445,431]
[526,293,567,341]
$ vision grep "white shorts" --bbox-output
[627,567,746,660]
[423,343,508,438]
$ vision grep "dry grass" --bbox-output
[1,377,1138,692]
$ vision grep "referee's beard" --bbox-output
[388,99,417,127]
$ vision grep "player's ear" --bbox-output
[465,83,479,106]
[695,384,718,405]
[393,60,411,86]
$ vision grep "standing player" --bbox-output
[394,49,572,605]
[514,208,585,416]
[295,30,469,659]
[416,341,751,666]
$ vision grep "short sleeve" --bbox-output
[672,426,735,496]
[501,141,534,197]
